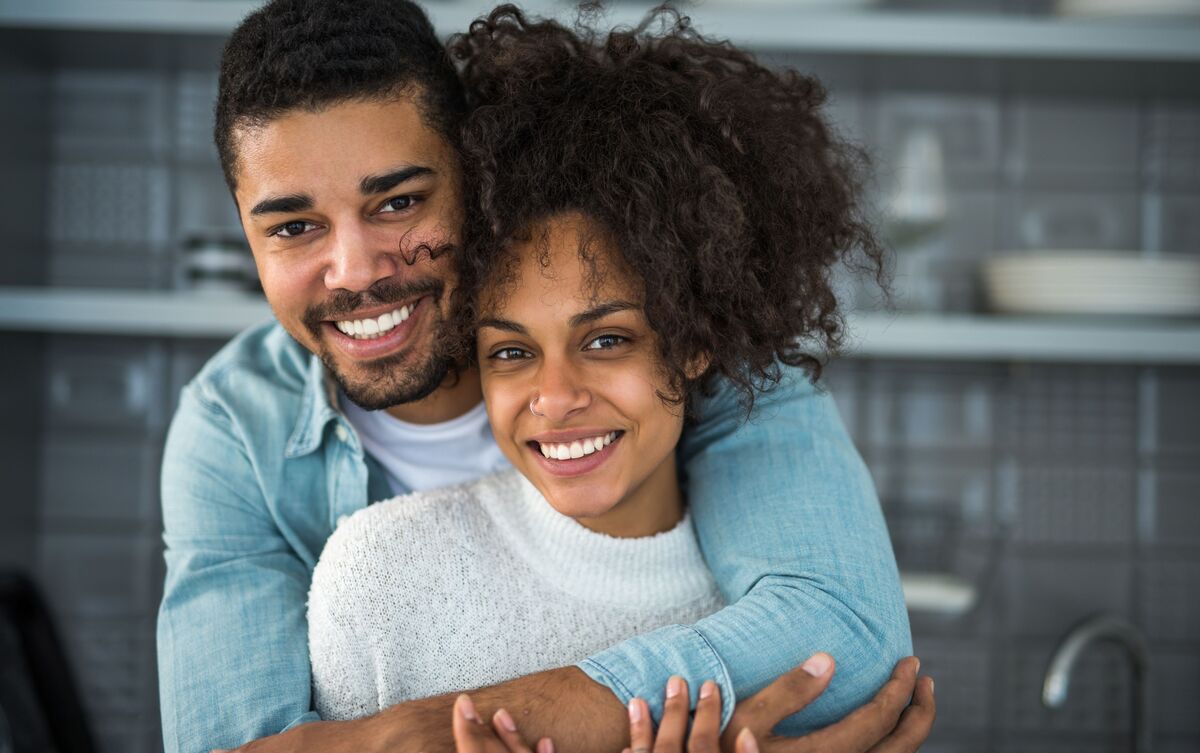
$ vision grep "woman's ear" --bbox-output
[684,351,712,380]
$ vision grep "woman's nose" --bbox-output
[532,360,592,422]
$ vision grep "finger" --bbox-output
[736,728,760,753]
[687,681,722,753]
[793,656,920,753]
[628,697,653,753]
[453,694,499,753]
[731,653,836,733]
[492,708,536,753]
[866,676,936,753]
[536,738,555,753]
[654,676,690,753]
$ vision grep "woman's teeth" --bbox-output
[334,305,413,340]
[537,432,618,460]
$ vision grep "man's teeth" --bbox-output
[537,432,618,460]
[334,305,413,340]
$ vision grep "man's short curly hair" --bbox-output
[448,5,886,412]
[215,0,465,192]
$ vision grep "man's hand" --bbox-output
[720,655,935,753]
[449,655,935,753]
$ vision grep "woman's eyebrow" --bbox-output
[568,300,640,328]
[477,317,528,335]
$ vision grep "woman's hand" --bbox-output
[625,676,726,753]
[451,693,554,753]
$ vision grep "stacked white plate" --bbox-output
[982,251,1200,317]
[1057,0,1200,18]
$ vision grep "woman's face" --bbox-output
[476,212,685,537]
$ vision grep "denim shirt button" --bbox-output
[335,424,349,443]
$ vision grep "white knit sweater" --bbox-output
[308,469,725,721]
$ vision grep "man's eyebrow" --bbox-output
[360,165,435,196]
[477,317,528,335]
[569,300,640,328]
[249,194,313,217]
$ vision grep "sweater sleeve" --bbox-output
[307,521,385,722]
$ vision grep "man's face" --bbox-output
[232,96,461,410]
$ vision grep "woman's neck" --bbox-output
[574,453,685,538]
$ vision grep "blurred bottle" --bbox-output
[885,125,949,311]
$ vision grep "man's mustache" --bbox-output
[303,278,445,328]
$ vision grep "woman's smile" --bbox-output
[526,429,625,477]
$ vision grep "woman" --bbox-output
[307,2,896,746]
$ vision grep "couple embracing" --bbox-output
[157,1,934,752]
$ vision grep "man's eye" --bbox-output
[584,334,628,351]
[490,347,532,361]
[377,195,417,214]
[272,221,315,238]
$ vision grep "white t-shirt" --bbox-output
[339,395,511,496]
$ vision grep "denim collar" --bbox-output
[285,352,342,459]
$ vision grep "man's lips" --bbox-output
[321,295,430,360]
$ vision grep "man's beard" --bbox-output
[303,278,453,411]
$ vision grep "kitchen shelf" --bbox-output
[843,311,1200,364]
[3,287,1200,363]
[2,1,1200,62]
[0,286,272,338]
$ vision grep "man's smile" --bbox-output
[322,294,432,360]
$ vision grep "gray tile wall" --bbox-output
[11,29,1200,753]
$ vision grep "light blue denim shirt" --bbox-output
[157,321,910,753]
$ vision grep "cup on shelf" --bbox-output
[178,233,260,294]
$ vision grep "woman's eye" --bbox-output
[377,195,417,214]
[272,220,315,238]
[584,334,628,351]
[490,347,532,361]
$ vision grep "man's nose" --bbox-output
[323,224,399,292]
[533,358,592,422]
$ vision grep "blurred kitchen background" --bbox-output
[1,0,1198,751]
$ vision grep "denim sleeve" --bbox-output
[157,385,319,753]
[580,367,911,733]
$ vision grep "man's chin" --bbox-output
[326,350,451,411]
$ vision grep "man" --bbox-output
[157,1,925,751]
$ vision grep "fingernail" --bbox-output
[929,678,935,695]
[457,694,479,723]
[667,676,684,698]
[914,656,921,674]
[700,680,715,699]
[628,698,643,723]
[737,727,759,753]
[538,739,555,753]
[495,708,517,733]
[802,653,832,677]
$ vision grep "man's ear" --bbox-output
[684,351,712,380]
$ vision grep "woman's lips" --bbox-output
[323,296,427,360]
[527,431,623,478]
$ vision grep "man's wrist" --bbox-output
[370,666,628,753]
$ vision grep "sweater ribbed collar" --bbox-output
[479,470,719,608]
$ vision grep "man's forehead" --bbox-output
[232,96,451,200]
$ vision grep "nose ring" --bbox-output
[529,394,546,417]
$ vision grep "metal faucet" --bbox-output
[1042,614,1151,753]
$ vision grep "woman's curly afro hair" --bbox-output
[448,5,886,413]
